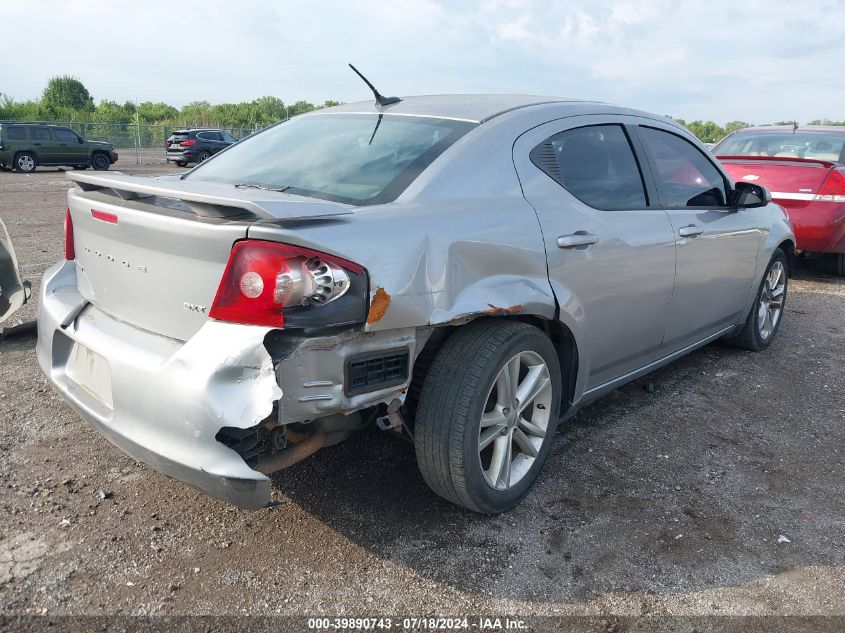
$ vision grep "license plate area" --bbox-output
[65,343,113,409]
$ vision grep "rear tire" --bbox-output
[414,320,562,514]
[836,253,845,277]
[14,152,36,173]
[91,153,110,171]
[725,249,788,351]
[197,150,212,163]
[175,161,188,168]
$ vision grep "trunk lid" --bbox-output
[66,172,353,341]
[718,156,836,209]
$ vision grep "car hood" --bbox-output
[0,216,31,324]
[89,140,114,149]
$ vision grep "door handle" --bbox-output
[678,225,704,237]
[557,231,599,249]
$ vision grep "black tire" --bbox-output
[14,152,36,173]
[73,165,88,170]
[91,152,111,171]
[725,248,789,351]
[836,254,845,277]
[197,150,212,163]
[175,161,188,168]
[415,320,562,514]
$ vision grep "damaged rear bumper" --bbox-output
[36,261,280,509]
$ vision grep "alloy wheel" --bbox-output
[758,260,786,340]
[17,155,35,172]
[478,351,552,491]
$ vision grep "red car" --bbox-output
[714,126,845,275]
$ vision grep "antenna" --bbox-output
[348,64,402,107]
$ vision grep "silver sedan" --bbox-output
[36,95,794,513]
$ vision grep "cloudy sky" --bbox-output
[3,0,843,123]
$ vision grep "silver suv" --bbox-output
[36,95,794,513]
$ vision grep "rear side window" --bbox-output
[638,127,728,207]
[222,132,237,142]
[30,127,52,141]
[531,125,647,210]
[197,131,223,141]
[6,126,27,140]
[53,128,78,142]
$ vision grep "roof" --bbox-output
[739,125,845,134]
[318,94,592,123]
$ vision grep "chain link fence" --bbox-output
[44,122,262,165]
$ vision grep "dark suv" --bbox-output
[165,129,237,167]
[0,123,118,173]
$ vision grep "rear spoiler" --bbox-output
[66,171,354,223]
[717,155,837,169]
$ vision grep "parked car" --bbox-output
[714,126,845,275]
[36,96,794,513]
[0,215,31,326]
[0,122,118,173]
[165,128,237,167]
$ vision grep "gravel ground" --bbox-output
[0,166,843,622]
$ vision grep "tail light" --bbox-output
[814,170,845,203]
[64,208,75,260]
[210,240,368,329]
[165,140,172,148]
[180,139,197,147]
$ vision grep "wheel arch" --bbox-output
[407,314,581,425]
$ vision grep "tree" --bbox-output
[42,76,93,112]
[723,121,752,135]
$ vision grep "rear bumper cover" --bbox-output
[166,151,193,163]
[36,261,279,509]
[787,201,845,253]
[36,261,423,508]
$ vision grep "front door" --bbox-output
[514,117,677,391]
[52,128,88,165]
[632,124,760,353]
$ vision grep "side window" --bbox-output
[53,128,79,142]
[7,126,27,140]
[638,127,728,207]
[530,124,647,210]
[30,127,52,141]
[222,132,237,142]
[211,131,223,141]
[195,132,208,141]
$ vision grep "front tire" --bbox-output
[415,320,562,514]
[725,249,788,351]
[14,152,36,173]
[91,153,111,171]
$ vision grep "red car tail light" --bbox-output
[814,170,845,203]
[64,207,75,260]
[165,140,172,148]
[210,240,367,329]
[180,139,197,147]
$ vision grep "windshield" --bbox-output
[185,114,476,205]
[715,131,845,162]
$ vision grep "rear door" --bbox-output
[632,124,760,352]
[29,126,58,163]
[514,116,677,390]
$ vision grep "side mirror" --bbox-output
[77,137,84,144]
[734,181,771,208]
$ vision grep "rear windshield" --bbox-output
[185,114,477,206]
[715,131,845,162]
